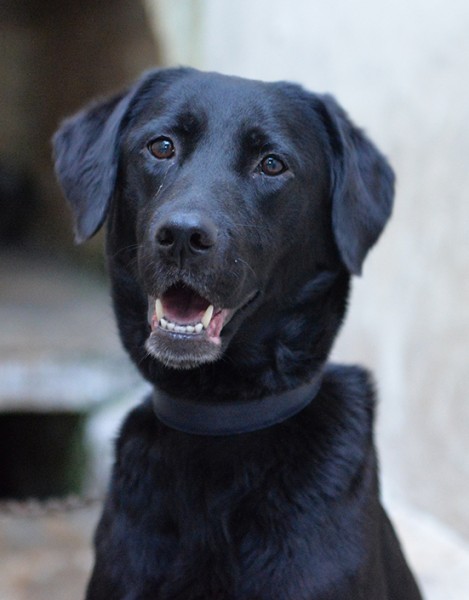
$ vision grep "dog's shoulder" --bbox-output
[322,362,376,416]
[113,395,158,467]
[297,363,378,497]
[320,362,378,453]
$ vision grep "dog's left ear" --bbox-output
[316,95,395,275]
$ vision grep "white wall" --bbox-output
[149,0,469,539]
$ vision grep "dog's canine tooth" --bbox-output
[155,298,164,322]
[201,305,214,329]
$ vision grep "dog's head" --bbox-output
[53,68,393,381]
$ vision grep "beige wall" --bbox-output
[149,0,469,538]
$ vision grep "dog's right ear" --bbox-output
[53,86,144,243]
[53,92,128,243]
[52,70,164,243]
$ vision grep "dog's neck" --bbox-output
[148,270,350,398]
[151,369,324,435]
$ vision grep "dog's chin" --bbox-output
[145,330,223,370]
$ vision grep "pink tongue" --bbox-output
[162,286,209,324]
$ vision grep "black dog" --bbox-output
[54,68,422,599]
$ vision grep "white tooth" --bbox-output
[174,325,186,333]
[167,322,175,331]
[160,317,168,329]
[201,305,214,329]
[195,323,203,334]
[186,325,195,334]
[155,299,164,322]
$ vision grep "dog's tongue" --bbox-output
[161,286,209,325]
[162,285,210,325]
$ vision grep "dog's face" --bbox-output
[119,73,340,369]
[53,68,394,376]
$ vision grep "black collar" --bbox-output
[152,372,323,436]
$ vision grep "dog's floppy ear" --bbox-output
[317,95,395,275]
[52,72,156,243]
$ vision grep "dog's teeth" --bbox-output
[201,305,214,329]
[155,298,164,322]
[158,316,206,334]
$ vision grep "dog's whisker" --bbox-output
[230,222,270,231]
[233,257,257,280]
[109,243,143,261]
[153,164,175,201]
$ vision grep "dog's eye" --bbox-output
[148,137,175,160]
[260,155,287,176]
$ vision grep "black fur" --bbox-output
[53,68,421,599]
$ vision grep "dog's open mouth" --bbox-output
[148,283,231,346]
[145,282,259,369]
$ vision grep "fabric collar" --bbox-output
[151,372,323,436]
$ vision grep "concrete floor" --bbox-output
[0,506,99,600]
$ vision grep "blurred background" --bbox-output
[0,0,468,598]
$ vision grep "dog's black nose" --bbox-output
[155,212,218,263]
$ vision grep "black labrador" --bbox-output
[53,68,422,600]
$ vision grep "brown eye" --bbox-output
[260,155,287,176]
[148,137,175,159]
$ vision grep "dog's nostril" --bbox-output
[189,230,215,252]
[156,227,174,247]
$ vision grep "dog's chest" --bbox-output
[110,395,376,598]
[117,471,373,599]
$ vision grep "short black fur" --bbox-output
[53,68,422,599]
